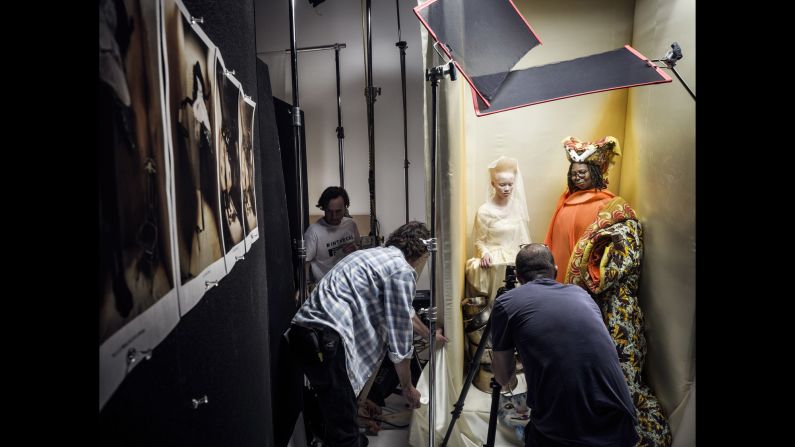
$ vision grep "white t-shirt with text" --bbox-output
[304,216,360,282]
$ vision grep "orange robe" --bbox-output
[543,189,614,283]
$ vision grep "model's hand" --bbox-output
[480,253,492,268]
[434,328,449,346]
[403,385,421,409]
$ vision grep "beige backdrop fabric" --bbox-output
[408,1,694,446]
[625,0,696,444]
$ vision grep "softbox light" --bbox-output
[415,0,540,105]
[414,0,672,116]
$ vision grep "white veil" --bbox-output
[484,156,530,235]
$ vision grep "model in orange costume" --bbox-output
[544,136,671,447]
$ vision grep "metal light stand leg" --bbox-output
[420,238,438,447]
[399,40,409,223]
[287,0,310,443]
[652,42,696,101]
[334,45,345,189]
[484,378,502,447]
[363,0,381,241]
[395,0,409,223]
[287,0,307,303]
[442,266,517,446]
[441,316,494,446]
[668,66,696,101]
[425,60,456,447]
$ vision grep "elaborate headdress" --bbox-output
[562,136,621,180]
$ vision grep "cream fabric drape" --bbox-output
[408,24,478,444]
[408,57,528,447]
[409,3,530,445]
[625,0,696,443]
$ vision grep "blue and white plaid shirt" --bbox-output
[292,246,415,396]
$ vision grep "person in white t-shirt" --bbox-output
[305,186,361,284]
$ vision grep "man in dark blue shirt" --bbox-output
[491,243,638,446]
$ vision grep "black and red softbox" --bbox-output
[414,0,671,116]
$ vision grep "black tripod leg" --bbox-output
[484,378,502,447]
[441,314,493,446]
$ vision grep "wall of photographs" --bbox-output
[99,0,260,410]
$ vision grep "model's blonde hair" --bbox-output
[488,156,518,181]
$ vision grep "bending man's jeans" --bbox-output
[290,324,365,447]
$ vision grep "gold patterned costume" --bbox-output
[547,135,672,447]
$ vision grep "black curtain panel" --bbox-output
[257,60,305,447]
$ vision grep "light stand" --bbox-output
[485,378,502,447]
[334,44,346,189]
[652,42,695,101]
[418,238,437,447]
[441,265,517,447]
[260,43,350,188]
[424,59,456,447]
[287,0,308,303]
[260,40,351,275]
[363,0,382,242]
[441,310,494,446]
[394,0,409,223]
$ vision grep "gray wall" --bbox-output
[255,0,430,289]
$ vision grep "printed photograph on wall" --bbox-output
[99,0,180,410]
[163,0,228,305]
[239,91,259,249]
[99,0,178,345]
[215,56,247,266]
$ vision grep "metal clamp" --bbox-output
[126,347,153,372]
[235,254,245,261]
[223,68,236,76]
[649,42,694,100]
[420,237,437,252]
[418,306,438,322]
[205,280,219,290]
[652,42,683,69]
[191,395,209,409]
[432,41,453,64]
[294,238,306,258]
[190,16,204,25]
[426,62,457,82]
[364,86,382,102]
[291,107,303,126]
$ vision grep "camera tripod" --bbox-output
[441,266,518,447]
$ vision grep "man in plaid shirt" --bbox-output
[290,221,430,447]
